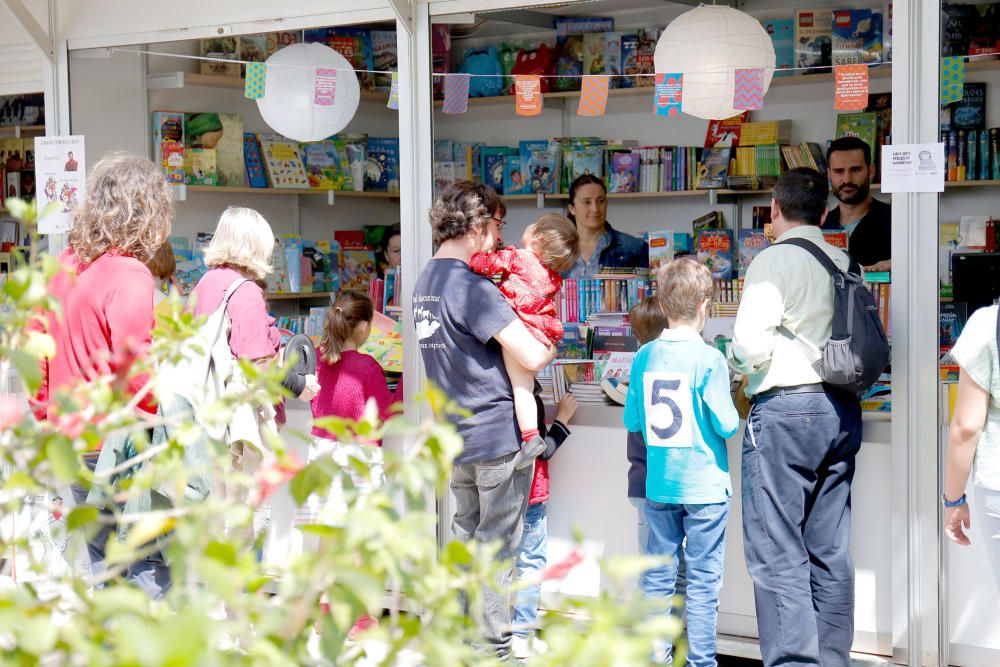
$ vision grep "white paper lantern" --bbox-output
[256,43,360,142]
[654,5,776,120]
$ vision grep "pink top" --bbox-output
[33,249,157,423]
[191,267,280,360]
[310,350,402,442]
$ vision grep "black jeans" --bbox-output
[741,388,863,667]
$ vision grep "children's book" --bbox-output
[738,229,769,277]
[831,9,883,65]
[583,32,606,76]
[674,232,694,255]
[267,239,291,293]
[519,140,549,169]
[939,302,968,351]
[199,37,240,77]
[152,111,185,183]
[959,215,989,249]
[554,17,614,91]
[503,156,528,195]
[634,29,658,87]
[648,229,674,273]
[526,149,558,194]
[480,147,517,194]
[185,148,217,186]
[215,113,244,187]
[340,247,377,292]
[620,34,640,89]
[570,147,604,181]
[360,310,403,372]
[557,323,589,359]
[364,137,400,192]
[371,30,398,93]
[434,161,455,195]
[704,112,748,148]
[259,136,310,189]
[836,112,878,156]
[265,31,302,56]
[339,135,367,192]
[948,83,987,131]
[692,210,723,237]
[243,133,268,188]
[323,240,340,292]
[300,239,322,293]
[697,229,735,280]
[794,9,833,72]
[823,230,849,249]
[329,27,375,92]
[282,236,303,293]
[303,140,353,190]
[763,19,795,77]
[608,151,640,193]
[697,147,732,189]
[605,32,622,84]
[239,34,268,68]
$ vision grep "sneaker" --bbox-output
[512,435,546,470]
[512,635,548,660]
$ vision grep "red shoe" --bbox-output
[347,614,379,641]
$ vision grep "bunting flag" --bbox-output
[313,67,338,106]
[654,73,683,116]
[834,64,869,111]
[442,73,470,114]
[515,75,543,116]
[578,75,610,116]
[733,68,765,111]
[387,72,400,110]
[941,56,965,104]
[244,62,266,99]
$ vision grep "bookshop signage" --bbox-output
[880,142,945,194]
[34,135,86,234]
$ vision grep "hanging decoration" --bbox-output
[578,75,610,117]
[654,5,775,120]
[653,73,683,116]
[941,56,965,104]
[515,75,543,116]
[834,64,869,111]
[387,72,400,110]
[244,62,266,99]
[313,68,338,106]
[733,68,765,111]
[256,43,360,142]
[442,73,471,114]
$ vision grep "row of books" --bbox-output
[0,138,36,204]
[556,277,652,324]
[0,93,43,128]
[942,128,1000,182]
[153,112,400,192]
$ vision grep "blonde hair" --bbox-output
[203,207,274,281]
[657,258,714,322]
[530,213,579,274]
[68,152,173,264]
[146,241,176,280]
[629,296,669,345]
[320,291,374,364]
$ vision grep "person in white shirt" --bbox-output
[729,168,864,667]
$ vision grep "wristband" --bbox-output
[942,493,967,508]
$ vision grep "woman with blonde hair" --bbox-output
[32,152,174,597]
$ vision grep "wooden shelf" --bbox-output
[146,71,390,103]
[0,125,44,136]
[172,184,399,199]
[267,291,333,301]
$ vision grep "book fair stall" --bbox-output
[0,0,998,663]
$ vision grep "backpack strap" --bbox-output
[777,237,854,276]
[995,303,1000,365]
[203,278,250,379]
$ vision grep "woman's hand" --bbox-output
[298,374,321,401]
[555,392,578,425]
[944,503,972,546]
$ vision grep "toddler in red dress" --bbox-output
[470,213,579,453]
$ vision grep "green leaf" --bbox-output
[289,460,332,505]
[18,616,57,655]
[45,438,78,483]
[124,515,174,550]
[444,540,473,567]
[9,348,42,395]
[66,506,99,531]
[204,541,238,567]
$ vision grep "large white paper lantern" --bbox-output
[654,5,776,120]
[256,43,360,141]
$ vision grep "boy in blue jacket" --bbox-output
[624,258,740,667]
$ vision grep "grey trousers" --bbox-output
[451,450,532,659]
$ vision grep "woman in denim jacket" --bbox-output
[562,174,648,280]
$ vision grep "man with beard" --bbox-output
[822,136,891,271]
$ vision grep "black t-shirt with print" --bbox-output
[822,197,891,267]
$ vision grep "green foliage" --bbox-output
[0,198,681,665]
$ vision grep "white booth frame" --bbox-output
[5,0,978,663]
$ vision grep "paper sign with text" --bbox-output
[834,64,869,110]
[35,135,87,234]
[880,142,945,193]
[515,76,543,116]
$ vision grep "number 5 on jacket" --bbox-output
[644,372,693,447]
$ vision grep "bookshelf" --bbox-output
[266,291,334,301]
[0,124,44,137]
[170,184,400,198]
[146,71,391,105]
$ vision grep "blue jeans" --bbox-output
[742,388,862,667]
[642,498,730,667]
[513,501,547,638]
[632,496,688,601]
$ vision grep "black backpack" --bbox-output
[779,238,891,395]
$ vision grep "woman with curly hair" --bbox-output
[412,180,556,660]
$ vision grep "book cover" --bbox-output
[692,210,723,237]
[554,17,614,92]
[939,302,968,351]
[620,33,639,88]
[199,37,240,77]
[959,215,989,249]
[320,240,339,292]
[267,239,291,293]
[674,232,694,255]
[329,27,375,92]
[836,112,878,156]
[185,148,216,186]
[526,150,558,194]
[340,135,367,192]
[364,137,400,192]
[371,30,397,93]
[738,229,769,277]
[434,161,454,195]
[697,147,732,189]
[503,156,528,195]
[480,147,517,194]
[948,82,987,131]
[752,205,772,229]
[243,133,268,188]
[648,229,674,273]
[763,19,795,77]
[282,236,303,293]
[570,147,604,181]
[239,34,268,67]
[215,113,244,187]
[608,151,640,193]
[152,111,185,184]
[697,229,735,280]
[704,112,749,148]
[259,137,310,189]
[605,32,623,84]
[300,239,323,293]
[340,247,377,292]
[519,140,549,168]
[583,32,606,76]
[794,9,833,72]
[265,31,302,56]
[557,322,589,359]
[360,312,403,373]
[832,9,883,65]
[823,230,849,249]
[634,29,658,88]
[303,140,353,190]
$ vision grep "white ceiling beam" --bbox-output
[3,0,53,63]
[388,0,412,34]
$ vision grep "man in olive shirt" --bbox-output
[822,136,891,271]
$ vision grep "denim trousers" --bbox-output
[642,498,730,667]
[512,501,547,638]
[451,450,532,659]
[631,496,688,600]
[742,389,863,667]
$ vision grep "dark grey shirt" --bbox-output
[413,258,519,464]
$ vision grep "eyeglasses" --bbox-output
[492,215,506,232]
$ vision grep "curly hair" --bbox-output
[68,152,173,264]
[428,180,504,246]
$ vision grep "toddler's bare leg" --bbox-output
[503,347,538,433]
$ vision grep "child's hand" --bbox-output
[556,392,578,425]
[298,374,321,401]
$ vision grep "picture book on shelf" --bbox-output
[371,30,398,92]
[794,9,833,71]
[704,112,748,147]
[480,147,517,194]
[557,323,589,359]
[214,113,244,187]
[697,147,732,189]
[697,229,734,280]
[239,34,268,67]
[267,239,291,293]
[831,9,883,65]
[503,156,528,195]
[939,302,968,351]
[608,151,640,193]
[360,310,403,373]
[570,147,604,181]
[948,83,987,131]
[199,37,240,77]
[340,247,376,292]
[152,111,185,184]
[823,230,849,249]
[526,149,558,194]
[243,133,268,188]
[648,230,674,274]
[185,148,217,186]
[303,140,353,190]
[763,19,794,77]
[364,137,400,192]
[259,136,310,189]
[836,112,878,155]
[692,210,724,237]
[738,229,769,277]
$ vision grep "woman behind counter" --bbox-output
[563,174,648,280]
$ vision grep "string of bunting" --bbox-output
[116,45,986,117]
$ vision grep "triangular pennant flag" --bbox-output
[515,75,543,116]
[834,64,869,111]
[244,62,266,99]
[314,67,338,106]
[654,73,683,116]
[387,71,400,110]
[941,56,965,104]
[442,73,470,114]
[733,68,764,111]
[578,75,609,116]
